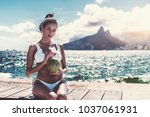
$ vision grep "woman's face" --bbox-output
[42,23,57,39]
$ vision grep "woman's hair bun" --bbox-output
[45,13,54,19]
[39,13,57,32]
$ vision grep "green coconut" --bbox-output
[47,59,60,73]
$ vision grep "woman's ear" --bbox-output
[41,26,44,32]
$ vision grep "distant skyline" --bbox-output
[0,0,150,50]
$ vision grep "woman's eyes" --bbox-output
[47,28,56,32]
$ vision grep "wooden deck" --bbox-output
[0,82,122,100]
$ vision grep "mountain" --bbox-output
[63,26,126,50]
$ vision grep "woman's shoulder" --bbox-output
[29,43,40,48]
[28,43,38,52]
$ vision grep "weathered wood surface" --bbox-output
[82,90,105,100]
[102,91,122,100]
[0,83,122,100]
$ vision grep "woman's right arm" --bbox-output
[26,45,47,77]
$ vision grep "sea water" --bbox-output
[0,50,150,83]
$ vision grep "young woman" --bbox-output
[26,13,68,100]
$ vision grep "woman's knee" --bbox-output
[47,92,57,100]
[57,93,67,100]
[32,86,57,100]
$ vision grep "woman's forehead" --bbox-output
[46,23,57,29]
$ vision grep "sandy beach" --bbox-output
[0,78,150,100]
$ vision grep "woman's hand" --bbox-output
[44,51,54,64]
[49,68,67,76]
[26,70,32,77]
[49,68,63,76]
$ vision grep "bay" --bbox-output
[1,50,150,83]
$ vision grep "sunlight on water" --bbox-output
[66,50,150,82]
[1,50,150,83]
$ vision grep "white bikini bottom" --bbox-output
[36,79,61,91]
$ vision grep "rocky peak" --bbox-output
[97,26,104,34]
[105,30,111,35]
[64,26,126,50]
[105,30,111,37]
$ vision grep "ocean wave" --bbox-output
[0,73,12,78]
[1,50,150,84]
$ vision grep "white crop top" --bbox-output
[34,42,62,64]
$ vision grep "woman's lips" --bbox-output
[48,35,51,38]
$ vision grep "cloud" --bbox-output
[0,22,36,33]
[95,0,109,4]
[55,4,121,43]
[121,31,150,44]
[1,2,150,50]
[56,3,150,44]
[0,26,12,32]
[0,21,40,51]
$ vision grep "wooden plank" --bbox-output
[17,87,75,100]
[0,84,5,88]
[19,87,76,100]
[102,90,122,100]
[68,87,75,94]
[68,88,89,100]
[0,81,123,100]
[0,86,17,92]
[0,87,30,98]
[6,87,32,98]
[82,90,105,100]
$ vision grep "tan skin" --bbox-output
[26,23,68,100]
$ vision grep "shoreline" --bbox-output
[0,77,150,91]
[1,72,150,84]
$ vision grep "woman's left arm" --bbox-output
[60,45,67,74]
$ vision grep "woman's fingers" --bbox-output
[49,70,62,76]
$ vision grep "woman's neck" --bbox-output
[39,38,51,45]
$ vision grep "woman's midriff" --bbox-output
[37,67,63,83]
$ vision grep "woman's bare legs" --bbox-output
[32,80,57,100]
[55,81,68,100]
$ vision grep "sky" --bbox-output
[0,0,150,51]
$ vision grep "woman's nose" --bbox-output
[49,30,54,34]
[49,30,52,33]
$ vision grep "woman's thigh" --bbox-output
[55,81,68,99]
[32,80,56,99]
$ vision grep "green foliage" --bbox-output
[115,77,150,84]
